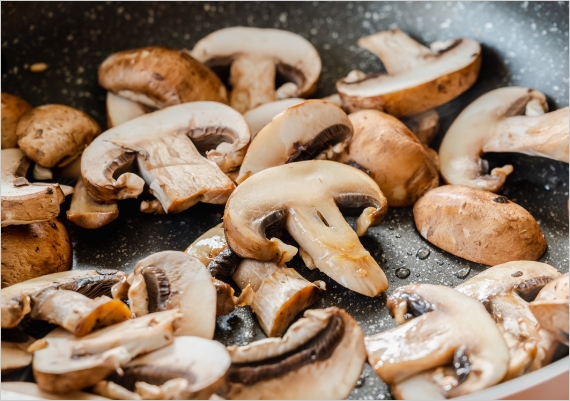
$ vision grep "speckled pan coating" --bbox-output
[1,2,568,399]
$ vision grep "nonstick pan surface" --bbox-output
[1,2,568,399]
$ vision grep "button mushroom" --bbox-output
[105,92,149,129]
[365,284,509,398]
[243,98,304,138]
[191,27,321,113]
[224,160,389,297]
[401,109,440,145]
[66,178,119,229]
[1,335,35,374]
[224,307,366,400]
[339,109,439,207]
[530,273,569,345]
[439,87,569,192]
[1,382,109,400]
[81,102,250,210]
[236,99,353,183]
[336,29,481,116]
[1,92,32,149]
[413,185,547,265]
[99,46,228,109]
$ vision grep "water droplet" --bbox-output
[437,260,444,266]
[389,226,394,230]
[356,376,366,388]
[407,251,413,255]
[395,267,411,279]
[544,184,551,191]
[395,233,401,238]
[415,273,420,277]
[456,267,471,279]
[381,255,387,264]
[416,248,430,260]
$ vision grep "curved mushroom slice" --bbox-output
[365,284,509,398]
[236,100,353,183]
[224,307,366,400]
[340,110,438,207]
[530,273,569,345]
[192,27,321,113]
[337,29,481,116]
[1,269,128,328]
[81,102,250,207]
[2,219,72,287]
[1,336,35,374]
[1,92,32,149]
[32,310,181,394]
[243,98,304,139]
[213,279,238,316]
[225,160,389,297]
[106,336,231,400]
[106,92,150,129]
[401,109,439,145]
[67,178,119,229]
[1,382,109,400]
[439,87,569,192]
[93,381,140,400]
[127,251,217,338]
[99,46,227,109]
[2,149,65,226]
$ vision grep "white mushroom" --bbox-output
[243,98,304,138]
[1,336,35,374]
[106,92,149,129]
[530,273,569,345]
[67,178,119,229]
[1,382,108,400]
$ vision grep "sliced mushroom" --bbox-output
[365,284,509,398]
[81,102,250,208]
[1,269,128,328]
[236,100,353,183]
[413,185,547,265]
[213,279,238,316]
[191,27,321,113]
[1,382,109,400]
[2,219,72,287]
[67,178,119,229]
[32,309,181,393]
[243,98,304,138]
[337,29,481,116]
[225,160,389,297]
[16,105,101,168]
[127,251,217,338]
[401,109,439,145]
[224,307,366,400]
[1,335,35,373]
[99,46,227,109]
[2,148,65,226]
[530,273,569,345]
[2,93,32,149]
[106,92,150,129]
[439,87,569,192]
[93,381,140,400]
[340,110,438,207]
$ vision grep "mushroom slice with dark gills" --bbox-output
[530,272,569,345]
[67,177,119,229]
[81,102,250,209]
[225,160,388,297]
[1,269,128,329]
[31,309,181,394]
[365,284,509,399]
[236,100,352,183]
[127,251,217,338]
[223,307,366,399]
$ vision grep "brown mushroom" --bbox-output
[1,93,32,149]
[401,109,440,145]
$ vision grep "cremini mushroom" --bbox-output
[339,110,439,207]
[224,307,366,399]
[225,160,389,297]
[530,273,569,345]
[439,87,569,192]
[243,98,304,138]
[365,284,509,398]
[2,148,65,226]
[401,109,440,145]
[99,46,227,109]
[336,29,481,116]
[67,178,119,229]
[106,92,149,129]
[81,102,250,209]
[1,382,108,400]
[1,92,32,149]
[1,335,35,374]
[127,251,217,338]
[32,309,182,393]
[16,104,101,168]
[236,100,353,183]
[413,185,546,265]
[2,219,72,287]
[191,27,321,113]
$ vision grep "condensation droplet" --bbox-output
[416,248,431,260]
[456,267,471,279]
[395,267,411,279]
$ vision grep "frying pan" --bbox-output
[1,1,568,399]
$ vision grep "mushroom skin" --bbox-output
[243,98,304,138]
[1,92,32,149]
[99,46,228,109]
[340,110,439,207]
[401,109,440,145]
[1,336,35,374]
[2,219,72,287]
[66,178,119,229]
[365,284,509,398]
[224,307,366,400]
[530,273,569,345]
[225,160,389,297]
[439,87,569,192]
[16,105,101,168]
[413,185,546,266]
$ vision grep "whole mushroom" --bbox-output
[1,92,32,149]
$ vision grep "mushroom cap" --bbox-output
[225,160,389,297]
[342,110,439,207]
[106,92,149,129]
[243,98,304,138]
[1,149,65,227]
[66,178,118,229]
[236,99,353,183]
[1,382,109,400]
[413,185,547,266]
[1,337,35,374]
[1,92,32,149]
[99,46,228,109]
[530,273,569,345]
[2,219,72,287]
[16,105,101,168]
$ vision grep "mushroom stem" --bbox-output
[67,178,119,229]
[230,56,277,113]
